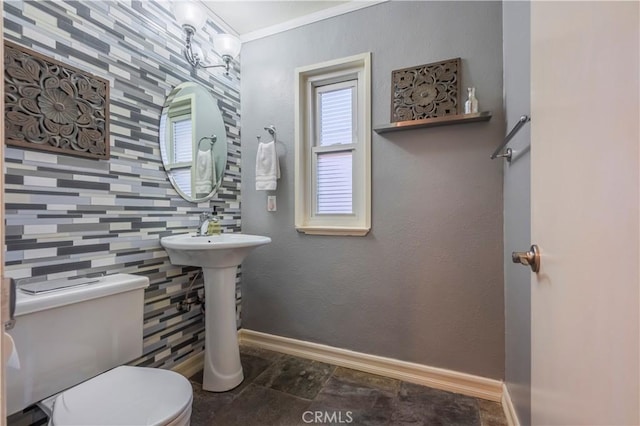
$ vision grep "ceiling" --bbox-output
[201,1,350,36]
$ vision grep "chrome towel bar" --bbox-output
[491,115,530,160]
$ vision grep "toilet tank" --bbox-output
[6,273,149,415]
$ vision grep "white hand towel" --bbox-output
[194,147,216,195]
[256,140,280,191]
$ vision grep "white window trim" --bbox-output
[294,52,371,236]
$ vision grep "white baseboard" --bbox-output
[238,329,503,402]
[501,383,521,426]
[171,351,204,380]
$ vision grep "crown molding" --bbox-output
[240,1,389,43]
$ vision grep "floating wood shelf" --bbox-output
[373,111,492,134]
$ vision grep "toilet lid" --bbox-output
[52,366,193,426]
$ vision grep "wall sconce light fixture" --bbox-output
[172,2,241,75]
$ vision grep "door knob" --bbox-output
[512,244,540,273]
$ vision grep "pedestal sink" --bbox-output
[160,233,271,392]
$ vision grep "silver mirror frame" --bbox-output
[160,82,227,203]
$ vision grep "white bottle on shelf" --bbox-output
[464,87,479,114]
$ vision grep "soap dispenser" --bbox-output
[206,207,221,235]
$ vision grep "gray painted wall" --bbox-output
[502,2,531,424]
[241,1,505,379]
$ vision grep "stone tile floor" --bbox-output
[190,344,508,426]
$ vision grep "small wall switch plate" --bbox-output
[267,195,277,212]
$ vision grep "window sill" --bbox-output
[296,226,370,236]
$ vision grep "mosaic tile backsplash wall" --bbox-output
[3,0,241,373]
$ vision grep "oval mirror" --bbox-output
[160,82,227,202]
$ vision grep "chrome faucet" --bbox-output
[197,212,213,236]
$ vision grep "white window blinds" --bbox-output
[172,117,193,164]
[172,168,192,197]
[318,87,353,146]
[316,151,353,214]
[314,82,356,215]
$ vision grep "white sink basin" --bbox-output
[160,232,270,393]
[161,233,271,268]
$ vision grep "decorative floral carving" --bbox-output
[4,41,110,159]
[38,89,79,124]
[391,58,461,122]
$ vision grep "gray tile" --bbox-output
[478,399,508,426]
[393,383,481,426]
[190,381,237,426]
[4,0,241,372]
[212,384,310,426]
[309,368,398,426]
[189,352,272,395]
[332,367,400,393]
[254,355,335,400]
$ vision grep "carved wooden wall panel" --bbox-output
[4,41,110,159]
[391,57,461,122]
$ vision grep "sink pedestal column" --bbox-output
[201,266,243,392]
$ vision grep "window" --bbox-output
[295,53,371,236]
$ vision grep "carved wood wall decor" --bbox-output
[4,41,110,159]
[391,57,461,122]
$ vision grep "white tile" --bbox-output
[165,316,182,327]
[153,45,172,60]
[167,332,183,343]
[145,334,160,345]
[112,242,133,250]
[105,6,132,26]
[73,218,100,224]
[47,204,77,211]
[110,164,132,173]
[109,46,132,63]
[166,284,182,294]
[91,197,115,206]
[111,184,132,192]
[154,349,171,362]
[69,41,100,60]
[109,222,131,231]
[23,2,58,26]
[22,26,56,48]
[108,64,131,80]
[24,248,57,260]
[24,151,57,164]
[23,176,57,187]
[110,104,131,118]
[110,124,132,137]
[123,35,146,51]
[91,257,116,268]
[7,269,33,280]
[5,194,31,203]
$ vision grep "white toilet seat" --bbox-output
[50,366,192,426]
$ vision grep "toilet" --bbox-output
[6,274,193,425]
